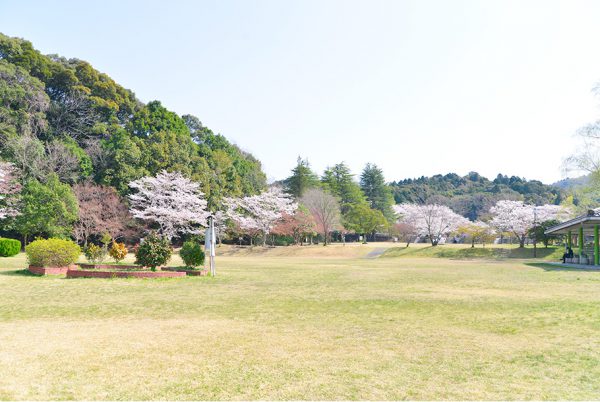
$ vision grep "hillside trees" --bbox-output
[11,174,78,243]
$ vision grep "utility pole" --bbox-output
[205,215,216,276]
[533,207,537,258]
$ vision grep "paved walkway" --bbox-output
[365,247,388,259]
[544,262,600,270]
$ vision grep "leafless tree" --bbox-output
[4,134,46,182]
[44,140,82,183]
[300,188,341,245]
[73,182,131,245]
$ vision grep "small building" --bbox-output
[545,210,600,265]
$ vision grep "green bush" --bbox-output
[180,241,205,268]
[26,238,81,267]
[84,243,106,263]
[135,232,172,271]
[0,238,21,257]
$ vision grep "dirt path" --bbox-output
[364,247,388,259]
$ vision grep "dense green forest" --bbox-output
[389,172,564,220]
[0,32,266,209]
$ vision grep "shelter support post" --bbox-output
[568,230,572,249]
[579,227,584,258]
[595,225,599,266]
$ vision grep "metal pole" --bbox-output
[533,208,537,258]
[210,216,216,276]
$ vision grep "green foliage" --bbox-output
[343,204,388,241]
[84,243,106,264]
[25,238,81,267]
[321,162,367,214]
[109,241,128,263]
[360,163,395,222]
[134,232,172,271]
[390,172,564,220]
[12,174,78,240]
[528,219,561,247]
[0,32,267,208]
[179,241,205,268]
[284,157,320,198]
[0,238,21,257]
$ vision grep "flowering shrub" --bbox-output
[26,238,81,267]
[84,244,106,263]
[180,241,205,268]
[135,232,172,271]
[0,238,21,257]
[109,241,128,263]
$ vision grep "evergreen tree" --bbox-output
[284,157,319,198]
[360,163,395,222]
[321,162,367,214]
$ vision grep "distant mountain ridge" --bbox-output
[388,172,564,221]
[552,175,590,190]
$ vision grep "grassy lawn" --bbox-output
[1,243,599,399]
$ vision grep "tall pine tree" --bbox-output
[284,157,319,198]
[360,163,395,222]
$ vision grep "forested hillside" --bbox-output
[389,172,564,220]
[0,33,266,210]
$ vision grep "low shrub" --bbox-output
[180,241,205,268]
[26,238,81,267]
[0,238,21,257]
[84,244,106,263]
[135,232,172,271]
[109,241,128,263]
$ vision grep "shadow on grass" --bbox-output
[524,262,600,272]
[0,269,38,277]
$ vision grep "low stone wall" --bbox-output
[67,269,186,279]
[161,267,209,276]
[29,265,76,275]
[77,263,145,270]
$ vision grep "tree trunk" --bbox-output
[471,239,475,248]
[519,236,525,248]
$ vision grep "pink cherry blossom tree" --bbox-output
[489,200,572,247]
[225,187,297,246]
[394,203,469,246]
[128,170,210,240]
[0,162,21,220]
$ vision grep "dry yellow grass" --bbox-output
[1,244,599,400]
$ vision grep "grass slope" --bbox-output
[0,244,599,399]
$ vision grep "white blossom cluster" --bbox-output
[128,170,210,239]
[394,203,468,245]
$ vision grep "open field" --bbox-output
[1,243,600,400]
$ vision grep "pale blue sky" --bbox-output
[2,0,600,184]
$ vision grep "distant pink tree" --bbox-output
[128,170,210,240]
[0,162,21,220]
[225,187,297,246]
[394,203,468,246]
[490,200,571,247]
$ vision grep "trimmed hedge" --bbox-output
[0,238,21,257]
[26,238,81,267]
[135,233,172,271]
[180,241,205,268]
